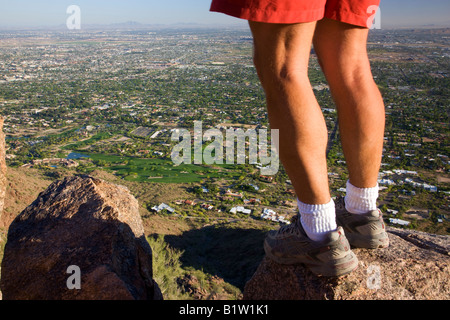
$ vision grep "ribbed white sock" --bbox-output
[345,180,379,214]
[297,198,337,242]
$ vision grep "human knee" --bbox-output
[341,61,374,88]
[321,54,374,89]
[314,30,373,86]
[253,54,309,89]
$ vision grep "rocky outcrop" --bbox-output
[0,175,162,300]
[0,117,6,227]
[243,228,449,300]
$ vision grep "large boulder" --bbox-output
[0,117,6,227]
[243,228,449,300]
[0,175,162,300]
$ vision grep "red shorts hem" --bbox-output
[210,0,380,28]
[325,10,370,28]
[210,2,325,24]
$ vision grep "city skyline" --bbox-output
[0,0,449,29]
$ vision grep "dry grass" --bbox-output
[2,167,53,228]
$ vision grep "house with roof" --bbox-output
[261,208,290,224]
[389,218,410,226]
[225,189,243,198]
[230,206,252,214]
[151,203,175,214]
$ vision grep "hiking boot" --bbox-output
[264,215,358,277]
[335,196,389,249]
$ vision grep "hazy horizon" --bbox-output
[0,0,449,30]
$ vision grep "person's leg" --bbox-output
[312,18,389,249]
[313,18,385,213]
[250,20,358,274]
[249,21,337,241]
[249,21,330,205]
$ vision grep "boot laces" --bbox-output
[278,215,301,235]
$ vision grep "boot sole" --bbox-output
[346,231,390,249]
[264,240,359,277]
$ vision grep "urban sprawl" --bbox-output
[0,27,448,234]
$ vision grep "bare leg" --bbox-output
[249,21,330,205]
[313,18,385,189]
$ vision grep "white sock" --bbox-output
[345,180,379,214]
[297,198,337,242]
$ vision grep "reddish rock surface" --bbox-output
[0,117,6,227]
[244,228,449,300]
[0,175,162,300]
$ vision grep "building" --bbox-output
[225,189,243,198]
[243,198,261,204]
[259,175,273,182]
[378,178,396,185]
[21,158,79,168]
[389,218,410,226]
[151,203,175,214]
[230,206,252,215]
[200,203,214,210]
[386,209,399,215]
[393,169,418,175]
[261,208,290,224]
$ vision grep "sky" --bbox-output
[0,0,448,29]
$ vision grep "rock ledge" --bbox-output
[243,228,449,300]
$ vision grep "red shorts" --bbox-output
[210,0,380,28]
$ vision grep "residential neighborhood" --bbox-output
[0,27,448,235]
